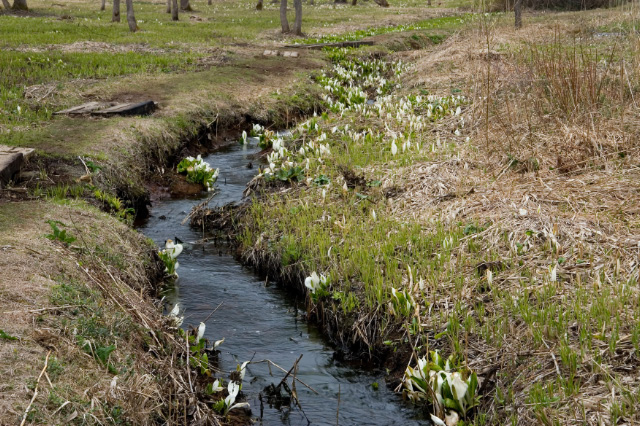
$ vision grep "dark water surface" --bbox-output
[136,139,427,425]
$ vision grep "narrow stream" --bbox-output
[135,139,427,425]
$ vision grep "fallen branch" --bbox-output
[20,350,51,426]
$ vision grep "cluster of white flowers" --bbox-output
[404,351,478,424]
[178,155,219,191]
[254,53,470,184]
[318,57,406,114]
[304,271,329,294]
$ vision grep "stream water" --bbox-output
[135,139,428,425]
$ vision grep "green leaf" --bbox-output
[95,345,116,365]
[213,399,225,413]
[441,376,454,400]
[0,329,18,341]
[410,375,430,394]
[443,397,461,411]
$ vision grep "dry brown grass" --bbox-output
[383,7,640,425]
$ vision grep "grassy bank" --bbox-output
[202,7,640,425]
[0,198,225,424]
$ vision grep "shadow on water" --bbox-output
[135,138,429,425]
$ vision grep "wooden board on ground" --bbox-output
[263,50,299,57]
[55,100,157,117]
[0,145,35,187]
[54,102,105,115]
[284,40,375,50]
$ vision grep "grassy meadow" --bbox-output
[3,0,640,424]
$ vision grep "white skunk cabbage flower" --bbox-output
[165,239,183,259]
[486,269,493,286]
[450,372,469,405]
[211,379,224,392]
[371,209,376,221]
[224,381,251,412]
[430,414,446,426]
[305,272,327,294]
[549,264,557,283]
[213,338,225,348]
[391,140,398,156]
[238,361,249,380]
[241,130,247,144]
[225,381,240,407]
[305,272,320,293]
[168,304,184,326]
[169,304,179,317]
[322,188,326,201]
[197,322,206,342]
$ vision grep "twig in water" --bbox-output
[336,383,340,426]
[251,359,319,394]
[20,350,51,426]
[201,302,224,324]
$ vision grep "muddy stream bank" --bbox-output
[135,138,428,425]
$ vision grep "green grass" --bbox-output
[295,14,473,44]
[0,0,470,136]
[0,50,201,127]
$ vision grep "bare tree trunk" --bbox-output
[171,0,178,20]
[373,0,389,6]
[207,0,211,5]
[427,0,431,5]
[12,0,28,10]
[180,0,191,11]
[125,0,136,31]
[112,0,121,21]
[351,0,357,5]
[514,0,522,28]
[280,0,289,33]
[166,0,171,13]
[101,0,106,11]
[293,0,302,35]
[2,0,12,9]
[256,0,263,9]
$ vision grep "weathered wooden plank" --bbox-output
[0,145,35,187]
[92,100,156,116]
[284,40,375,50]
[54,102,105,115]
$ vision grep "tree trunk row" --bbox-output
[11,0,28,10]
[126,0,137,31]
[112,0,120,21]
[280,0,290,32]
[172,0,178,20]
[514,0,522,28]
[280,0,302,35]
